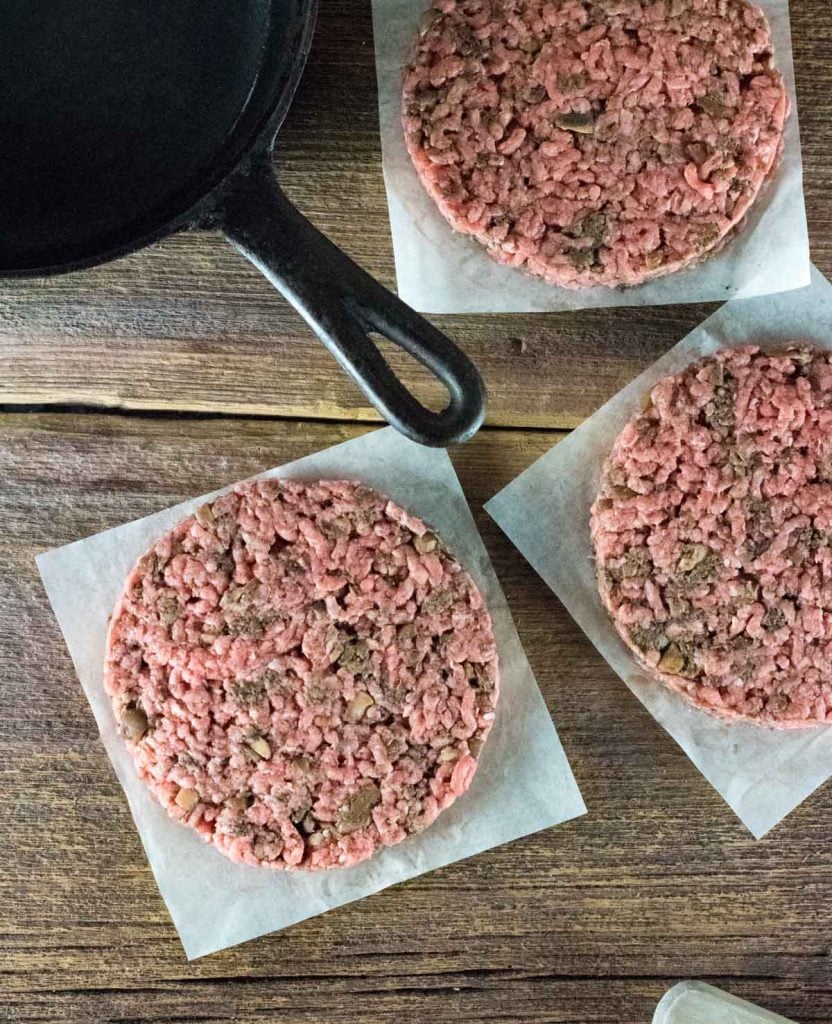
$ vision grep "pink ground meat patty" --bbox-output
[105,479,499,869]
[590,347,832,728]
[403,0,788,290]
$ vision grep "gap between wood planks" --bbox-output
[0,400,573,436]
[24,969,804,996]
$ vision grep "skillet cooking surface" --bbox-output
[0,0,301,271]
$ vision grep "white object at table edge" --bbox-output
[655,981,799,1024]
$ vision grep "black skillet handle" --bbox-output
[214,159,486,447]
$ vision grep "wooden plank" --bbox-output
[2,412,832,1022]
[1,0,830,428]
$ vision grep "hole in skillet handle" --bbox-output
[211,157,487,447]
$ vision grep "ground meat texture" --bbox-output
[402,0,788,290]
[590,347,832,728]
[105,480,499,869]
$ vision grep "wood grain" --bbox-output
[1,0,831,428]
[4,0,832,1020]
[3,412,832,1023]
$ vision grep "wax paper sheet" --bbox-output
[654,982,798,1024]
[371,0,809,314]
[485,265,832,838]
[37,427,585,959]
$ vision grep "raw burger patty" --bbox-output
[403,0,788,289]
[105,479,499,869]
[590,347,832,728]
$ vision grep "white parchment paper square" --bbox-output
[37,427,585,959]
[371,0,809,314]
[654,982,797,1024]
[485,265,832,839]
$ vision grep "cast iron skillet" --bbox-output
[0,0,485,446]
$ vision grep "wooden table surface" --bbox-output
[3,2,832,1022]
